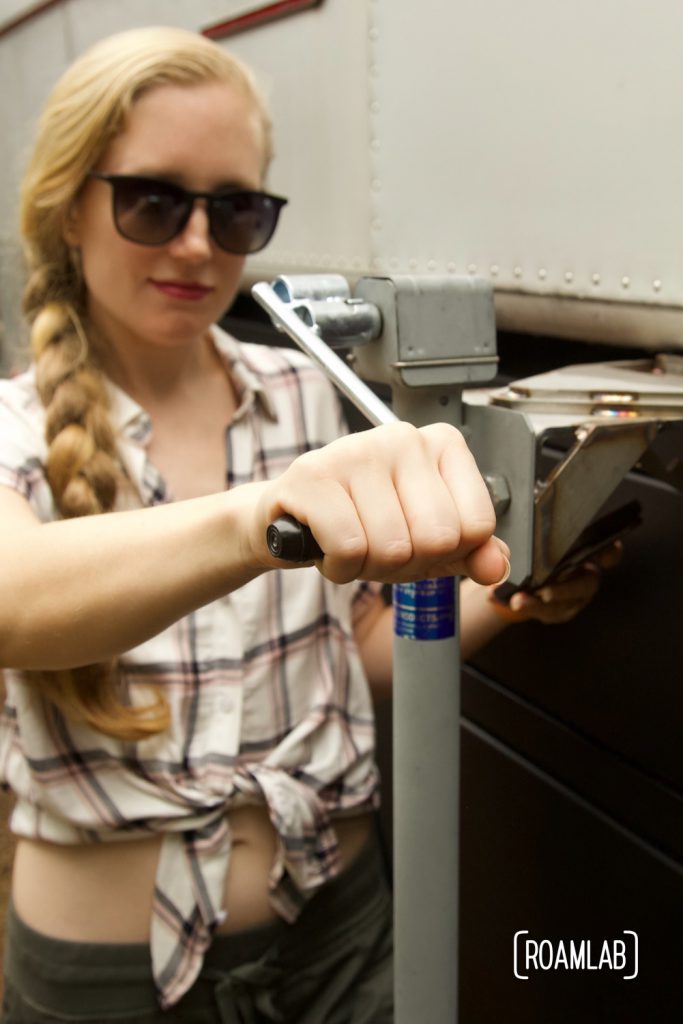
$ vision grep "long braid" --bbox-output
[17,25,273,740]
[31,300,119,517]
[24,275,169,740]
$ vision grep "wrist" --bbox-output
[228,482,277,575]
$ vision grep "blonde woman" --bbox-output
[0,26,608,1022]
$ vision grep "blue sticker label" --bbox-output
[393,578,456,640]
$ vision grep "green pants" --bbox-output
[2,835,393,1023]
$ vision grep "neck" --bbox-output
[91,323,219,407]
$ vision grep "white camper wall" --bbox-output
[3,0,683,369]
[228,0,683,349]
[367,0,683,347]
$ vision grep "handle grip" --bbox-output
[266,515,324,561]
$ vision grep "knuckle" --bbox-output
[414,524,461,558]
[379,421,421,454]
[463,510,496,541]
[285,447,324,484]
[390,421,420,441]
[376,537,413,566]
[337,534,368,562]
[424,421,466,447]
[323,564,360,585]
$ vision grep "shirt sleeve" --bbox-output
[0,378,52,515]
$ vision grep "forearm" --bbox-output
[458,577,511,660]
[0,484,269,670]
[355,599,394,701]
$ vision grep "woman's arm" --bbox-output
[0,483,268,669]
[0,422,508,671]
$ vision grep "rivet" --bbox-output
[369,27,379,40]
[490,264,499,276]
[408,258,418,270]
[372,218,383,232]
[371,178,382,193]
[591,272,601,285]
[538,268,547,280]
[370,138,380,152]
[564,271,574,283]
[370,100,380,115]
[467,263,477,274]
[447,262,457,273]
[621,276,630,289]
[513,266,523,278]
[427,259,437,271]
[653,279,662,292]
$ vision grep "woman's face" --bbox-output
[66,80,266,356]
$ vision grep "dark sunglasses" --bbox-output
[88,173,287,254]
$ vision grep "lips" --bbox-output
[150,279,214,301]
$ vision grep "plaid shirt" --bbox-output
[0,327,381,1008]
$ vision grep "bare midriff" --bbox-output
[11,806,373,941]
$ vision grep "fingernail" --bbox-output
[496,555,511,586]
[496,538,511,559]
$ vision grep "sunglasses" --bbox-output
[88,173,288,255]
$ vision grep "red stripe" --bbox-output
[0,0,63,39]
[202,0,322,40]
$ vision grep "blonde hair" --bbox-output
[21,26,272,740]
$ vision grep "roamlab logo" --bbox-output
[514,930,639,981]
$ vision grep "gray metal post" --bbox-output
[392,582,460,1024]
[252,279,467,1024]
[391,386,463,1024]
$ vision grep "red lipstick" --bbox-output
[150,280,214,301]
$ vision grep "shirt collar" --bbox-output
[211,325,277,422]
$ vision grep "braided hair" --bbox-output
[19,26,272,738]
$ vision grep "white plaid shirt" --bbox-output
[0,327,381,1008]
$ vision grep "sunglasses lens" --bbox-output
[112,179,189,245]
[211,193,284,254]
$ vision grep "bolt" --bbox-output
[483,473,511,516]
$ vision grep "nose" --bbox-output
[168,200,212,261]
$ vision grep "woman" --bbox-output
[0,26,607,1022]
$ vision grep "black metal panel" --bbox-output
[469,430,683,793]
[459,724,683,1024]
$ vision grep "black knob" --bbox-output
[266,515,324,561]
